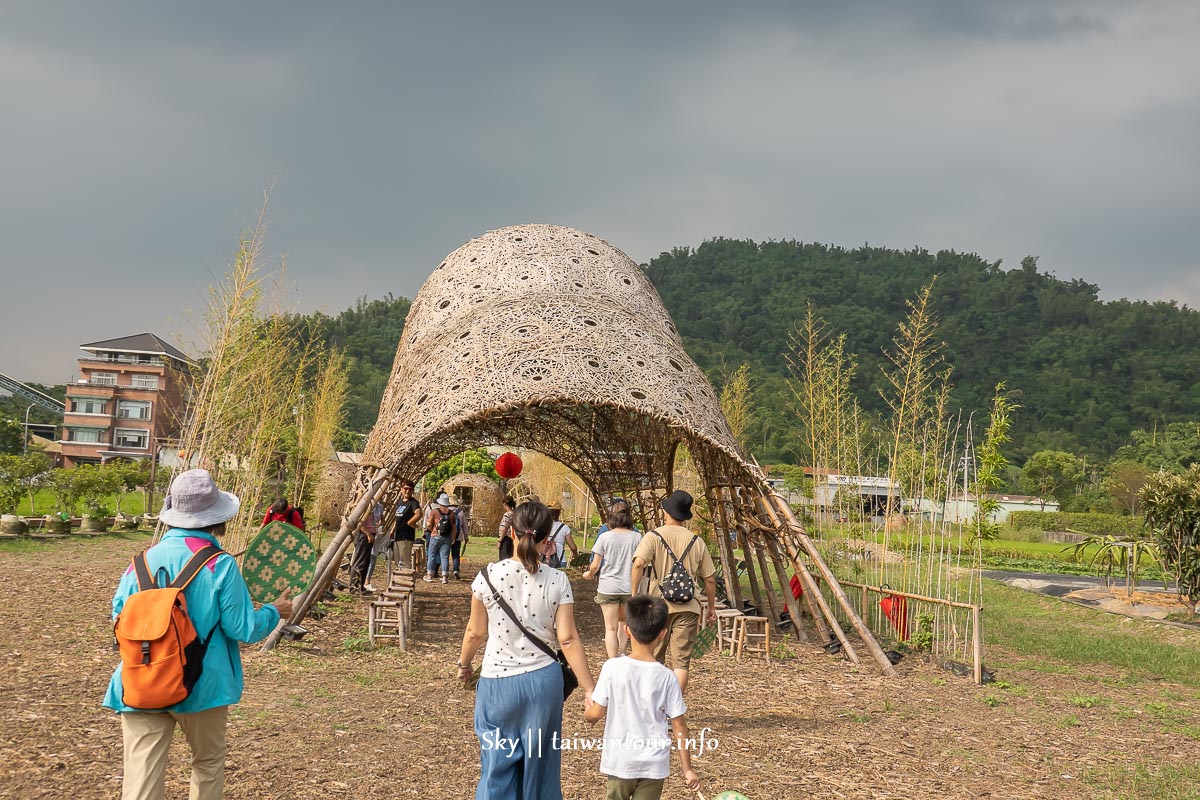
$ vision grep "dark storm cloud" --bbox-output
[1,1,1197,382]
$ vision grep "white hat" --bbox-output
[159,469,241,529]
[436,493,451,507]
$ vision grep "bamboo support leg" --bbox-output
[736,527,766,616]
[710,489,742,609]
[794,557,833,643]
[262,467,391,652]
[754,544,782,627]
[766,542,808,643]
[769,494,897,677]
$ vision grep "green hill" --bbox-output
[289,242,1200,465]
[644,240,1200,462]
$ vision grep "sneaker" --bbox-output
[364,583,376,593]
[453,571,460,580]
[423,574,434,583]
[441,576,448,584]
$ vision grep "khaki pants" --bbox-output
[393,539,414,572]
[653,611,700,671]
[606,776,665,800]
[121,705,229,800]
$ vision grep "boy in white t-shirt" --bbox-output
[584,595,701,799]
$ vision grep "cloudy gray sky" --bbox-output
[2,1,1198,383]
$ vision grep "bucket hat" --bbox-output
[158,469,241,529]
[660,490,694,521]
[436,493,452,507]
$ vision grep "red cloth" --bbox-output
[789,574,804,599]
[262,507,305,530]
[879,594,910,640]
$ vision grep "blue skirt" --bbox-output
[474,662,565,799]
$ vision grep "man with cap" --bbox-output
[104,469,293,800]
[424,493,457,584]
[544,499,578,567]
[630,489,717,693]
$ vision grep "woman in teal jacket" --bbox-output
[105,469,292,800]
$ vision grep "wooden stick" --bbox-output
[837,580,981,610]
[735,524,766,617]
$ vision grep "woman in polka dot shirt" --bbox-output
[458,501,596,799]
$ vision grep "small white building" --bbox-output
[931,493,1059,525]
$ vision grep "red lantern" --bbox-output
[495,452,523,480]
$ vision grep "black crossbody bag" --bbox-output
[480,566,579,700]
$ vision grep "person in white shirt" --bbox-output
[584,595,701,799]
[457,501,597,799]
[582,504,643,658]
[542,500,578,567]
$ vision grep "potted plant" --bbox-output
[81,502,111,533]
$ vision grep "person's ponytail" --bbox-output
[511,501,553,573]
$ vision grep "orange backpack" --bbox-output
[114,545,223,710]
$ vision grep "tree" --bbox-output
[1020,450,1085,509]
[1141,465,1200,618]
[0,417,23,456]
[1103,460,1152,516]
[0,455,25,513]
[107,460,149,515]
[719,364,756,451]
[11,451,52,514]
[47,468,81,515]
[972,385,1019,539]
[422,448,499,494]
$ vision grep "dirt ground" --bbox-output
[2,534,1198,799]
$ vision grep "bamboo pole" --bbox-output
[837,580,981,610]
[710,487,742,610]
[261,466,391,652]
[766,540,808,643]
[753,543,783,626]
[735,525,766,616]
[972,605,983,686]
[768,492,897,676]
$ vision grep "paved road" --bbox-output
[983,570,1174,598]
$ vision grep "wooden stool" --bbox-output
[411,543,426,572]
[715,609,744,655]
[733,615,771,664]
[368,600,407,650]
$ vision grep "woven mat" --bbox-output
[242,521,317,603]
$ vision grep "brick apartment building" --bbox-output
[59,333,193,468]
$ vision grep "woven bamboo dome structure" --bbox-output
[440,472,505,536]
[267,224,895,673]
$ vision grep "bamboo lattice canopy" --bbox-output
[363,223,758,502]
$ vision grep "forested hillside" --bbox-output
[645,240,1200,463]
[289,242,1200,466]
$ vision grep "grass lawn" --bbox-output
[13,488,149,517]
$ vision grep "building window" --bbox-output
[68,428,104,444]
[131,374,159,390]
[70,398,107,415]
[114,428,149,449]
[117,400,152,420]
[90,372,117,386]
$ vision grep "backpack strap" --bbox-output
[169,545,225,590]
[652,530,679,563]
[132,552,154,591]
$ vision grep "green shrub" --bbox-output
[1008,511,1144,537]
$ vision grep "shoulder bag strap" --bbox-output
[170,545,225,590]
[678,535,700,561]
[480,566,559,659]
